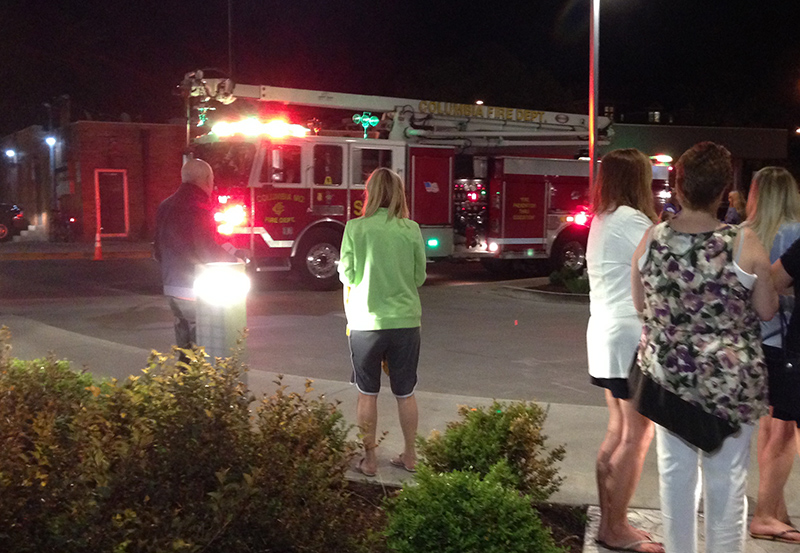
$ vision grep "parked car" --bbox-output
[0,203,28,242]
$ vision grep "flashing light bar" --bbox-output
[650,154,673,164]
[211,118,310,139]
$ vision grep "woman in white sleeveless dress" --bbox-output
[586,148,663,553]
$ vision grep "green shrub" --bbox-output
[0,327,379,553]
[549,267,589,294]
[385,463,564,553]
[418,400,565,502]
[0,329,97,551]
[212,379,381,553]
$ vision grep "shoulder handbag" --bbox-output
[764,303,800,418]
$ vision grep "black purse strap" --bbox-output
[779,301,792,367]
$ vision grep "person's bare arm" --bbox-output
[772,259,793,292]
[631,229,651,313]
[739,227,778,321]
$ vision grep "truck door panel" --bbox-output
[251,141,308,257]
[310,143,347,220]
[501,173,548,251]
[409,147,453,225]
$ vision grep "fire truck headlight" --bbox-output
[488,242,499,253]
[573,211,589,226]
[194,262,251,307]
[426,238,440,248]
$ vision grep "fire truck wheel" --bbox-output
[294,228,343,291]
[551,234,588,273]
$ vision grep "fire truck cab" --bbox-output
[195,132,411,287]
[184,76,667,290]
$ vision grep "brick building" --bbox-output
[1,121,185,242]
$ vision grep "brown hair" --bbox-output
[591,148,657,222]
[363,168,410,219]
[675,141,732,212]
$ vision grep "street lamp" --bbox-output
[588,0,600,191]
[45,136,57,212]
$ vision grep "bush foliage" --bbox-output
[0,327,378,553]
[418,400,565,502]
[385,463,565,553]
[549,267,590,294]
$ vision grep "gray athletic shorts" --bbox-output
[348,327,420,398]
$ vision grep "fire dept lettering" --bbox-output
[264,216,296,224]
[512,196,537,221]
[272,202,286,215]
[353,200,363,217]
[418,101,545,123]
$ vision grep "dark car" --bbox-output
[0,203,28,242]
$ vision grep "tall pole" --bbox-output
[589,0,600,191]
[228,0,234,79]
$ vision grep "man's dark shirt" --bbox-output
[154,183,230,299]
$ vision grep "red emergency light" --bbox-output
[566,206,592,227]
[215,203,248,235]
[211,117,310,139]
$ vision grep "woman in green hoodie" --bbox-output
[339,168,427,477]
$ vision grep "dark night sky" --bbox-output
[2,0,800,137]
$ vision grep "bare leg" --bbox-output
[750,414,799,540]
[597,390,624,540]
[357,393,379,473]
[395,394,418,469]
[596,391,663,552]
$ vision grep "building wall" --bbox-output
[68,121,184,241]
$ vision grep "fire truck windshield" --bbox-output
[194,142,256,188]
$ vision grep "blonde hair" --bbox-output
[746,166,800,253]
[363,168,410,219]
[591,148,657,222]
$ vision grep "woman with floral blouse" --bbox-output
[630,142,777,553]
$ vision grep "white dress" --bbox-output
[586,205,652,380]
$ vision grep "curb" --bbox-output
[496,284,590,304]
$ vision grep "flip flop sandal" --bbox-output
[354,457,376,477]
[390,454,416,473]
[595,538,664,552]
[750,528,800,544]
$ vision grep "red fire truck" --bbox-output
[185,75,670,289]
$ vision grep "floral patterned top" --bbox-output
[637,222,768,428]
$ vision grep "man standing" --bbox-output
[154,158,235,349]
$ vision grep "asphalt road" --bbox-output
[0,258,597,406]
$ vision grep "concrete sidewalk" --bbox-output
[2,314,798,552]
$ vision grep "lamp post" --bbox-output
[588,0,600,191]
[45,136,57,229]
[45,136,56,199]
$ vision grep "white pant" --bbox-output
[656,423,754,553]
